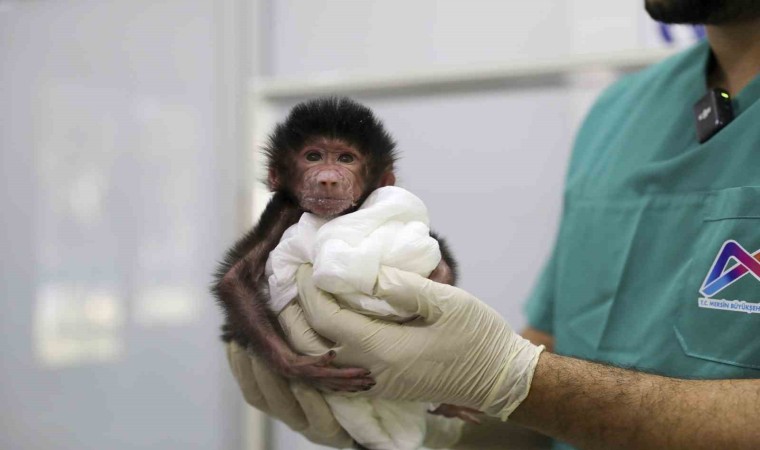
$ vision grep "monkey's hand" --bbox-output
[230,340,469,449]
[227,341,355,448]
[270,302,375,392]
[296,265,544,420]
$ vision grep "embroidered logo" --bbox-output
[697,240,760,314]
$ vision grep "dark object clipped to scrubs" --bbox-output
[525,40,760,450]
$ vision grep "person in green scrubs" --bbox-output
[528,0,760,396]
[517,0,760,447]
[226,1,760,449]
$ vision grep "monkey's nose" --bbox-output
[315,169,341,188]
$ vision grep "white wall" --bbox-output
[266,0,570,76]
[0,1,246,449]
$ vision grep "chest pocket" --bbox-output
[675,186,760,371]
[552,198,644,358]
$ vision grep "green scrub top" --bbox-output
[525,40,760,450]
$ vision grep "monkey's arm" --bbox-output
[214,192,371,389]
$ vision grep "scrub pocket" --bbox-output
[553,199,641,356]
[674,186,760,370]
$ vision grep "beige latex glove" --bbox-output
[226,341,354,448]
[228,302,466,449]
[295,264,544,420]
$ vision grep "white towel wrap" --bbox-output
[266,186,443,450]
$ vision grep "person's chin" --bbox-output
[645,0,760,25]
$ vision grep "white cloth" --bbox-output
[266,186,442,316]
[266,186,443,450]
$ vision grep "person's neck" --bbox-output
[706,17,760,95]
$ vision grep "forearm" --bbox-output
[510,352,760,450]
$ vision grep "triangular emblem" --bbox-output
[700,240,760,297]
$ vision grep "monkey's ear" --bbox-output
[268,168,281,189]
[379,171,396,187]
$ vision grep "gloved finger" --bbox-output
[227,342,277,415]
[279,303,373,385]
[244,348,312,431]
[291,381,354,448]
[375,265,474,322]
[296,351,336,367]
[296,264,377,343]
[279,302,333,356]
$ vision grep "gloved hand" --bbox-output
[295,264,544,420]
[227,310,467,450]
[278,301,375,392]
[226,340,354,448]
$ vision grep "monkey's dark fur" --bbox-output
[212,96,458,351]
[212,191,295,345]
[265,97,399,192]
[431,231,458,284]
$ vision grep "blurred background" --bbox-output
[0,1,702,449]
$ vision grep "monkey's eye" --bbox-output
[338,154,355,163]
[305,152,322,162]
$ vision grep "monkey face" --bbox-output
[291,138,367,218]
[264,98,398,218]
